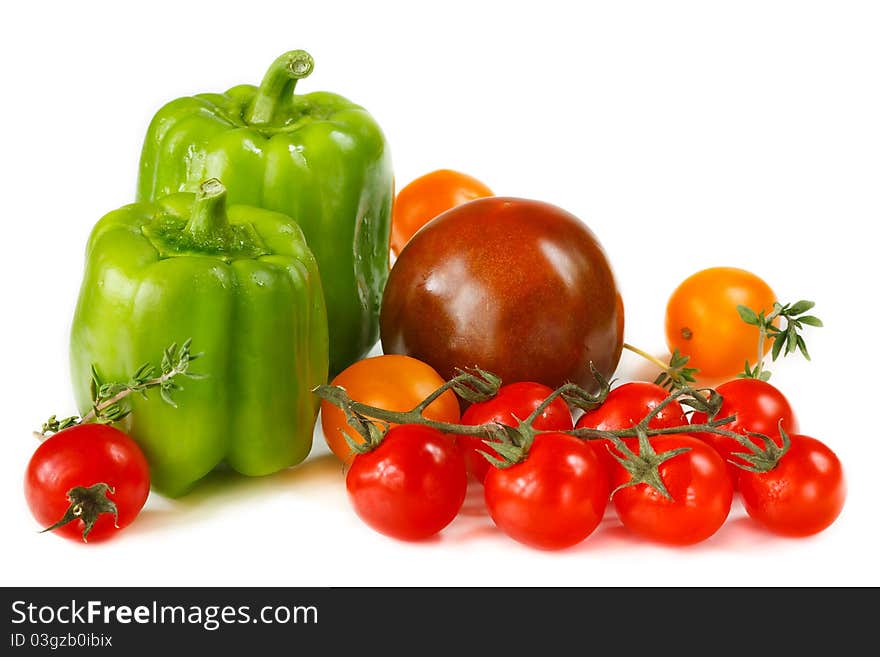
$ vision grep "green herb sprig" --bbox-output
[737,301,823,381]
[39,339,203,438]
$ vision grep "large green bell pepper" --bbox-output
[70,179,329,497]
[137,50,393,376]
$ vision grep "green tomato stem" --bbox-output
[411,378,459,415]
[753,325,767,379]
[623,343,669,371]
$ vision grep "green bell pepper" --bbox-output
[137,50,393,376]
[70,179,329,497]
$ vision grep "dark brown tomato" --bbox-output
[380,197,624,390]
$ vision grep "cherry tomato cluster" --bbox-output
[332,373,845,550]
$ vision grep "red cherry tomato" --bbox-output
[484,433,608,550]
[576,382,688,476]
[690,379,798,484]
[346,425,467,541]
[738,434,845,537]
[25,424,150,543]
[610,434,733,545]
[459,382,573,483]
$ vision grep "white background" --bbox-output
[2,0,878,586]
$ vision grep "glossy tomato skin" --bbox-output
[739,434,845,537]
[577,382,688,475]
[665,267,776,381]
[380,197,624,391]
[611,434,733,546]
[460,382,573,483]
[24,424,150,542]
[321,355,460,462]
[346,425,467,541]
[391,169,493,256]
[484,433,608,550]
[690,379,798,484]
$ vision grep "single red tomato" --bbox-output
[738,434,845,537]
[459,382,573,483]
[381,197,625,391]
[391,169,493,256]
[576,381,688,475]
[484,433,608,550]
[690,378,798,484]
[25,424,150,543]
[610,434,733,546]
[346,424,467,541]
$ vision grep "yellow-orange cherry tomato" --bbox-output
[391,169,493,256]
[664,267,776,381]
[321,355,460,462]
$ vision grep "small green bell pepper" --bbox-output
[137,50,393,376]
[70,179,329,497]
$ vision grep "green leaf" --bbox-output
[786,300,815,315]
[771,333,785,361]
[759,370,772,382]
[133,362,154,381]
[796,335,811,361]
[159,387,178,408]
[786,326,798,354]
[798,315,823,327]
[736,305,759,325]
[181,371,209,380]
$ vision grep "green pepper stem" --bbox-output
[246,50,314,125]
[186,179,232,245]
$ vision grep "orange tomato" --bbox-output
[321,355,461,462]
[391,169,493,256]
[664,267,776,381]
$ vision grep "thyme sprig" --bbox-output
[39,339,203,438]
[737,300,823,381]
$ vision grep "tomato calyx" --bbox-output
[559,364,612,412]
[479,370,611,469]
[608,429,692,501]
[446,367,502,404]
[729,423,792,474]
[40,483,119,543]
